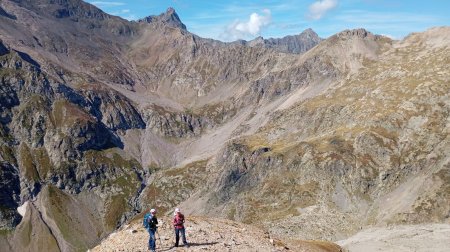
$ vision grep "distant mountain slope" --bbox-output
[180,27,450,240]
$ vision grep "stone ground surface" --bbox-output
[337,223,450,252]
[90,216,342,252]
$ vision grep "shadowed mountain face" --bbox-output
[0,0,449,251]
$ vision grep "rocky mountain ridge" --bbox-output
[0,0,449,251]
[242,28,323,54]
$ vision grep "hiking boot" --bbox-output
[184,243,189,248]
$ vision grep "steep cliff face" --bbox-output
[0,0,449,251]
[0,162,21,230]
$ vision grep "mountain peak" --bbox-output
[139,7,187,30]
[161,7,186,29]
[336,28,374,39]
[165,7,176,15]
[300,28,319,39]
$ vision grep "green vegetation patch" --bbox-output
[45,185,90,251]
[104,194,128,230]
[16,95,50,132]
[32,148,52,179]
[18,143,40,182]
[244,176,319,223]
[51,99,95,128]
[0,145,16,165]
[17,144,54,182]
[143,159,209,213]
[81,149,143,230]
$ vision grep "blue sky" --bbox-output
[86,0,450,41]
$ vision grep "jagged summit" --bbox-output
[245,28,322,54]
[335,28,379,39]
[138,7,187,30]
[300,28,319,38]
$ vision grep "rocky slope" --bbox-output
[337,223,450,252]
[179,27,450,240]
[90,216,342,252]
[0,0,449,251]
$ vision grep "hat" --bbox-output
[175,208,180,213]
[150,208,156,213]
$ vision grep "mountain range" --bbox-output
[0,0,449,251]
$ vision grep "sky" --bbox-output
[85,0,450,41]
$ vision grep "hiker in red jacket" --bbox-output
[173,208,188,247]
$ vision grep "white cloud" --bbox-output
[221,9,272,41]
[308,0,338,20]
[88,1,126,8]
[121,9,130,13]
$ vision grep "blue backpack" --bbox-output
[143,213,151,229]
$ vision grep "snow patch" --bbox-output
[17,201,29,217]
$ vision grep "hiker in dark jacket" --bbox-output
[144,208,158,252]
[172,208,188,247]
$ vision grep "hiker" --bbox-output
[173,208,188,247]
[143,208,158,252]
